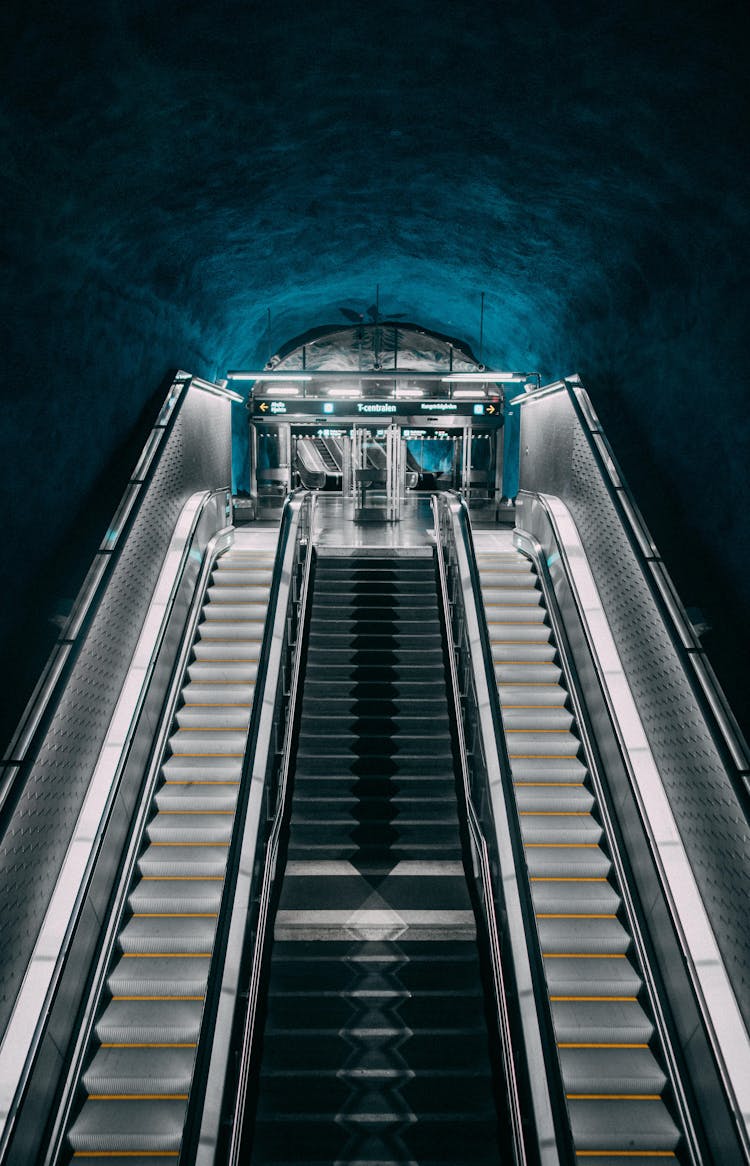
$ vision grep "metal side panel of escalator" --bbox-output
[61,537,277,1163]
[240,551,509,1166]
[475,543,689,1164]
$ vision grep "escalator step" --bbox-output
[119,915,218,954]
[559,1046,667,1094]
[568,1097,680,1153]
[543,955,642,998]
[96,998,204,1044]
[68,1098,187,1153]
[83,1045,196,1095]
[519,814,603,844]
[155,786,238,812]
[531,880,620,914]
[107,955,210,997]
[537,916,630,956]
[128,879,224,915]
[516,784,594,811]
[552,998,654,1045]
[138,843,228,878]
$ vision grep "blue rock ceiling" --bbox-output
[1,0,749,740]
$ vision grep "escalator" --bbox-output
[245,552,505,1165]
[296,438,342,491]
[475,546,684,1162]
[64,540,276,1161]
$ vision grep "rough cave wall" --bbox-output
[1,0,748,744]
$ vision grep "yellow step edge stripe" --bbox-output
[524,842,601,848]
[537,914,617,919]
[147,844,227,853]
[511,755,578,760]
[163,782,240,787]
[73,1154,179,1159]
[101,1042,197,1048]
[507,729,572,734]
[558,1042,649,1049]
[176,728,250,733]
[141,875,224,880]
[88,1094,188,1101]
[122,952,212,958]
[567,1093,660,1101]
[156,810,234,815]
[132,913,218,918]
[576,1154,675,1159]
[531,877,607,882]
[112,995,205,1001]
[521,811,590,817]
[170,754,245,758]
[544,953,627,959]
[183,703,252,708]
[515,782,584,788]
[551,996,637,1002]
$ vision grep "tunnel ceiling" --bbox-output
[1,0,749,737]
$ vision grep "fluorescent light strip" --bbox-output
[453,389,487,399]
[441,372,530,383]
[229,372,313,382]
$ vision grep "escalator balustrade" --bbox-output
[476,548,683,1163]
[247,552,505,1166]
[65,543,276,1162]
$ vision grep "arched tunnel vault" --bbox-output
[1,0,749,743]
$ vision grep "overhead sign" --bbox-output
[252,399,502,420]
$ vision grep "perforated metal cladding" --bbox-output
[523,396,750,1027]
[0,384,231,1033]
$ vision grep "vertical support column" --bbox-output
[278,423,292,494]
[386,422,401,522]
[461,423,473,496]
[249,423,258,503]
[341,434,352,499]
[352,426,363,510]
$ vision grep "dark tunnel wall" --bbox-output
[1,0,749,746]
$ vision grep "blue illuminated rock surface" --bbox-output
[1,0,748,738]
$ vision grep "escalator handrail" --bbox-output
[432,498,528,1166]
[186,489,315,1166]
[432,491,569,1166]
[225,489,316,1165]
